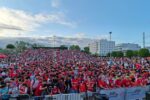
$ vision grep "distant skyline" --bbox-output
[0,0,150,46]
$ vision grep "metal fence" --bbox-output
[0,94,30,100]
[99,85,150,100]
[1,86,150,100]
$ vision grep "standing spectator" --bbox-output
[71,76,79,93]
[0,83,9,100]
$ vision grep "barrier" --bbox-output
[45,94,83,100]
[1,86,150,100]
[144,85,150,92]
[100,88,125,100]
[1,94,30,100]
[0,94,83,100]
[125,87,145,100]
[99,85,150,100]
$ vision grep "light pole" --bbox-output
[109,32,112,57]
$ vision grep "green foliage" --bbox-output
[0,49,12,55]
[133,51,139,57]
[83,47,90,54]
[69,45,81,51]
[60,45,68,50]
[107,53,111,57]
[117,51,124,57]
[31,43,44,48]
[6,44,15,49]
[93,53,99,57]
[138,48,149,57]
[15,41,31,52]
[110,51,123,57]
[111,51,117,57]
[126,50,133,58]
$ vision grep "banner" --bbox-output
[125,87,145,100]
[143,85,150,92]
[100,88,125,100]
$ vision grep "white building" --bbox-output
[89,41,98,54]
[89,39,115,56]
[115,43,141,51]
[98,39,115,56]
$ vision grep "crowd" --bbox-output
[0,49,150,99]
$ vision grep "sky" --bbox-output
[0,0,150,46]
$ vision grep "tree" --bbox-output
[126,50,133,58]
[111,51,124,57]
[6,44,15,49]
[111,51,117,57]
[93,53,99,57]
[31,43,44,48]
[133,51,139,57]
[107,53,111,57]
[83,47,90,54]
[69,45,81,51]
[138,48,149,57]
[60,45,68,50]
[117,51,124,57]
[15,41,30,52]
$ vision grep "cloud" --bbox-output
[70,33,109,39]
[95,34,109,40]
[74,33,86,38]
[0,7,75,37]
[0,23,24,31]
[51,0,60,8]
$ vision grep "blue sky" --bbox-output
[0,0,150,46]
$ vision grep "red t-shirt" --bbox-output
[79,82,86,92]
[135,78,143,86]
[34,84,42,96]
[51,87,60,95]
[71,79,79,90]
[24,80,31,87]
[115,79,122,88]
[121,79,131,87]
[98,80,107,88]
[19,85,27,94]
[86,80,95,92]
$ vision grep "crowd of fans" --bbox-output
[0,49,150,98]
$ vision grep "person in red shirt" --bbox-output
[108,78,115,89]
[71,76,79,93]
[135,76,143,86]
[85,77,95,97]
[51,85,61,95]
[98,79,108,89]
[24,77,31,88]
[34,80,47,96]
[79,81,87,93]
[121,76,132,87]
[115,77,122,88]
[86,77,95,92]
[19,84,28,94]
[142,78,148,86]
